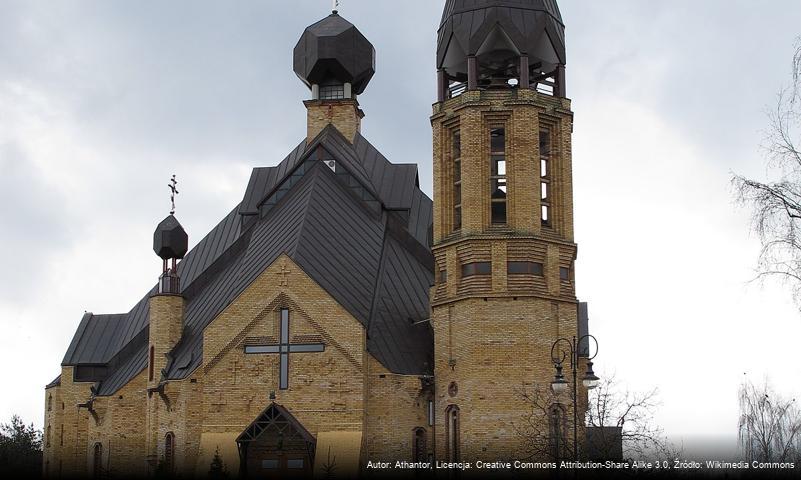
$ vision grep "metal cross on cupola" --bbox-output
[168,174,179,215]
[244,309,325,390]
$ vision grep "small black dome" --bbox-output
[438,0,565,82]
[153,215,188,260]
[293,13,376,95]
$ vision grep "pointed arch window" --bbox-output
[548,405,567,461]
[164,432,175,473]
[445,405,460,462]
[93,442,103,477]
[413,428,427,463]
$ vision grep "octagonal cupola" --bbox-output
[293,11,376,100]
[436,0,567,99]
[153,214,188,294]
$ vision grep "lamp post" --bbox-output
[550,335,600,463]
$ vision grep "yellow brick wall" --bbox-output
[430,88,583,462]
[44,367,94,478]
[432,297,580,460]
[85,370,148,477]
[148,294,184,389]
[305,99,364,143]
[364,355,432,463]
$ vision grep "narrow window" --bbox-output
[413,428,427,463]
[93,442,103,477]
[164,432,175,473]
[280,309,289,390]
[540,129,552,227]
[453,132,462,231]
[48,394,52,412]
[46,424,51,447]
[446,406,460,462]
[148,345,155,382]
[560,266,571,282]
[461,262,492,277]
[287,459,305,469]
[549,405,566,461]
[490,128,507,224]
[439,270,448,283]
[508,261,544,276]
[60,424,64,446]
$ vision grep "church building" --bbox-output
[43,1,593,477]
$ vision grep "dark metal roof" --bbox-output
[65,126,434,396]
[437,0,566,80]
[45,375,61,389]
[293,13,376,95]
[153,214,188,260]
[240,126,429,246]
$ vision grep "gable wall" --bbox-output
[197,254,368,471]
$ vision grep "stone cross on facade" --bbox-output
[244,308,324,390]
[276,264,291,287]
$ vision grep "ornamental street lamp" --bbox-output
[550,334,600,462]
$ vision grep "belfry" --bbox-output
[43,1,595,478]
[431,0,588,461]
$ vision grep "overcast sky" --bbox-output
[2,0,801,451]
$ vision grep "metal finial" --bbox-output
[332,0,339,14]
[168,175,179,215]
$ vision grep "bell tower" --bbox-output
[430,0,582,460]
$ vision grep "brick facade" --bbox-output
[430,87,585,461]
[44,254,433,477]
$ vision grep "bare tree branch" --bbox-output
[738,376,801,464]
[733,38,801,306]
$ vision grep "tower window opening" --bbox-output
[540,128,552,227]
[560,266,571,282]
[536,75,556,96]
[548,405,567,461]
[319,83,345,100]
[490,128,507,225]
[461,262,492,277]
[508,261,544,276]
[453,131,462,231]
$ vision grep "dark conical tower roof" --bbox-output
[153,214,188,260]
[293,13,376,95]
[437,0,565,82]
